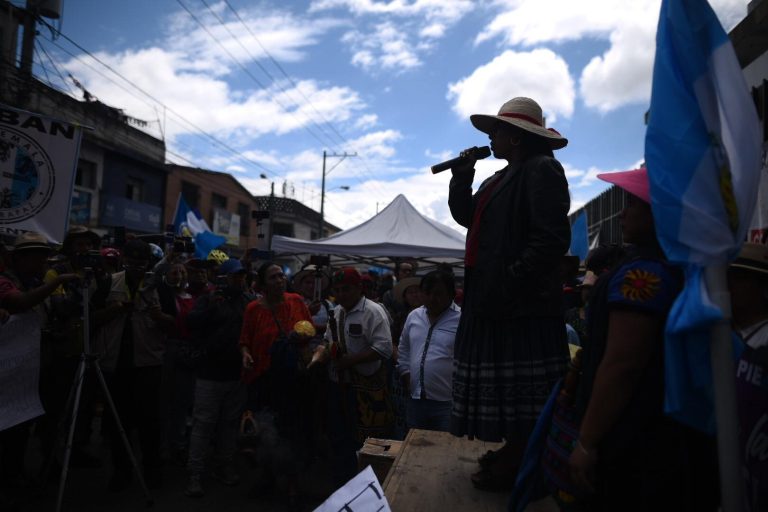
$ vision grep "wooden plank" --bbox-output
[383,429,507,512]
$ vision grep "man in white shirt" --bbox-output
[397,270,460,432]
[321,267,393,486]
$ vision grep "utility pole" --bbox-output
[318,150,356,238]
[268,181,275,249]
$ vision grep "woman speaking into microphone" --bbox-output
[448,97,571,490]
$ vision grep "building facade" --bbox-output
[165,165,264,254]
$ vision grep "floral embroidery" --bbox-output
[620,269,661,302]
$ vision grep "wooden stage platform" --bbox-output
[382,429,506,511]
[382,429,557,512]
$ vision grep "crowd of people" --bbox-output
[0,96,766,512]
[0,224,463,511]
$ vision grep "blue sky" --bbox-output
[29,0,750,232]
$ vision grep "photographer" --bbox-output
[40,226,109,470]
[0,232,78,501]
[92,239,168,491]
[183,258,253,498]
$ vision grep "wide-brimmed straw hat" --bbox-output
[730,243,768,276]
[393,276,422,303]
[597,168,650,203]
[11,232,52,253]
[293,264,330,289]
[470,97,568,150]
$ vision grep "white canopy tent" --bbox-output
[271,194,466,268]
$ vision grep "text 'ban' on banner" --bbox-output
[0,103,83,243]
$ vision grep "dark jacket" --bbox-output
[187,289,253,381]
[449,155,570,317]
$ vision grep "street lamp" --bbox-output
[319,150,356,238]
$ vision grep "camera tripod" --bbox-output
[53,271,153,511]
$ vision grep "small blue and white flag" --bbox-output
[569,211,589,262]
[172,194,226,259]
[645,0,762,433]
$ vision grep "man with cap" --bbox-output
[183,258,254,497]
[730,243,768,512]
[0,232,78,499]
[91,238,168,491]
[316,267,393,487]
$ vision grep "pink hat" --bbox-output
[597,168,650,203]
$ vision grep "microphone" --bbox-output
[431,146,491,174]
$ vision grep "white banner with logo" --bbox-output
[0,104,82,243]
[213,208,241,246]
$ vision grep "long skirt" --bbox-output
[450,313,569,442]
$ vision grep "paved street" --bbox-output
[11,424,336,512]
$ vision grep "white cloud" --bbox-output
[312,0,473,73]
[309,0,473,23]
[425,148,453,162]
[343,22,422,72]
[353,114,379,130]
[447,49,575,124]
[167,5,339,67]
[60,6,370,147]
[343,129,403,160]
[477,0,750,113]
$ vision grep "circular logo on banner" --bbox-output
[0,127,55,222]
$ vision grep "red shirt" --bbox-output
[465,175,502,267]
[239,292,311,382]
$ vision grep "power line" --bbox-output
[219,0,391,196]
[220,0,350,148]
[36,17,282,179]
[185,0,392,200]
[176,0,339,152]
[36,12,391,203]
[199,0,343,151]
[36,39,77,97]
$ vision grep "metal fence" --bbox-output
[570,185,628,247]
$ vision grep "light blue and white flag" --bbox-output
[645,0,762,433]
[569,211,589,262]
[172,194,226,259]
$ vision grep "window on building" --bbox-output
[181,181,200,209]
[210,193,227,226]
[238,202,250,236]
[273,222,295,238]
[125,176,144,202]
[75,160,97,189]
[70,159,97,226]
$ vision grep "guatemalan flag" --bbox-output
[645,0,762,433]
[172,194,226,259]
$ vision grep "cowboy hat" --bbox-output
[470,97,568,150]
[294,264,330,289]
[730,243,768,276]
[11,231,52,252]
[393,276,422,304]
[597,168,650,203]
